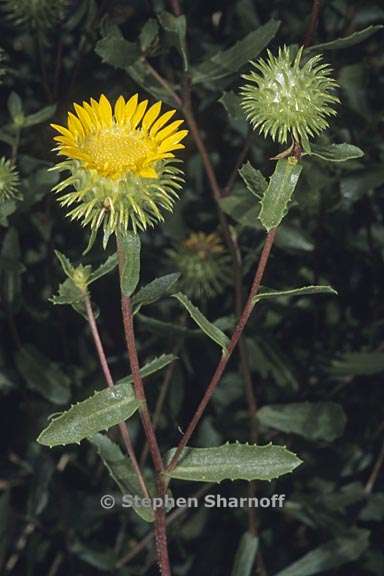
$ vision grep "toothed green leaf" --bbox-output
[303,143,364,163]
[166,443,302,483]
[133,273,180,312]
[259,159,302,231]
[117,232,141,296]
[239,161,268,199]
[37,382,140,447]
[116,353,178,386]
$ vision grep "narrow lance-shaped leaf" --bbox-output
[133,273,180,312]
[166,442,302,483]
[259,159,302,231]
[303,143,364,163]
[116,353,178,386]
[117,232,141,296]
[38,354,177,447]
[329,351,384,377]
[89,254,118,284]
[89,434,154,523]
[38,382,140,447]
[253,285,337,304]
[239,161,267,199]
[15,346,71,405]
[231,532,259,576]
[274,528,370,576]
[172,292,230,351]
[257,402,347,442]
[54,250,76,278]
[192,19,280,84]
[307,24,383,51]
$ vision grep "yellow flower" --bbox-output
[50,94,187,241]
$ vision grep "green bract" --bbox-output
[240,46,339,144]
[0,157,20,202]
[1,0,68,29]
[51,159,183,237]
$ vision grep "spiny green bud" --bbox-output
[0,157,20,202]
[1,0,68,30]
[167,232,232,301]
[240,46,339,145]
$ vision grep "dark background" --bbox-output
[0,1,383,574]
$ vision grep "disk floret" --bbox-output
[240,46,339,144]
[51,94,188,237]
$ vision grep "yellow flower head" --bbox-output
[51,94,188,241]
[168,232,232,300]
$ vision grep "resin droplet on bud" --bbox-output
[240,46,339,145]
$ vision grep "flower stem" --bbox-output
[116,239,171,576]
[84,294,149,500]
[166,228,277,474]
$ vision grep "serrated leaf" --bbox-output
[239,162,268,199]
[231,532,259,576]
[166,443,302,482]
[304,143,364,163]
[89,434,154,522]
[89,254,118,284]
[158,11,188,71]
[329,352,384,377]
[192,19,280,84]
[274,529,370,576]
[54,250,75,279]
[253,285,337,304]
[95,25,141,68]
[132,273,180,312]
[50,278,87,319]
[219,91,247,122]
[257,402,346,442]
[259,159,303,231]
[37,382,140,447]
[307,24,383,51]
[15,345,71,405]
[172,292,230,351]
[118,232,141,296]
[116,353,177,386]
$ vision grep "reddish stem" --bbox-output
[166,228,277,473]
[116,237,171,575]
[84,295,149,500]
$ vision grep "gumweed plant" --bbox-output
[35,24,366,574]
